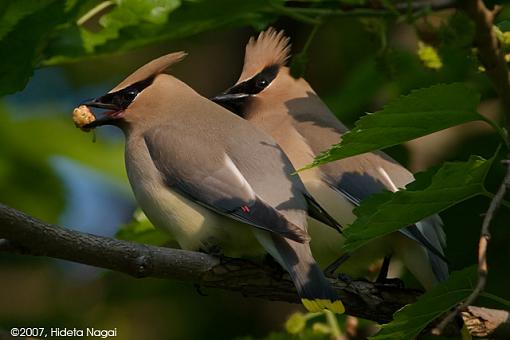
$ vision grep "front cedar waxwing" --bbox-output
[212,29,448,290]
[77,52,345,313]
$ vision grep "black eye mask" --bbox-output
[211,65,280,115]
[226,64,279,95]
[96,76,155,110]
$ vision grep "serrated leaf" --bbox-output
[343,155,493,252]
[307,84,487,169]
[0,0,55,40]
[371,266,477,340]
[80,0,181,52]
[45,0,282,65]
[0,0,73,96]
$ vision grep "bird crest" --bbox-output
[238,28,291,82]
[111,51,187,92]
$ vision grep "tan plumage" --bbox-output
[78,52,344,313]
[239,28,291,82]
[213,29,448,290]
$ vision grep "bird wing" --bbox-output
[143,125,310,243]
[290,115,447,264]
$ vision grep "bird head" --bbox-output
[212,28,293,111]
[79,52,187,129]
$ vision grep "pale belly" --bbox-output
[127,170,265,259]
[302,175,394,278]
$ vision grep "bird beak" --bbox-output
[79,96,124,128]
[211,92,251,104]
[81,97,120,111]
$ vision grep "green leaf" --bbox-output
[417,41,442,70]
[116,208,171,245]
[371,266,477,340]
[80,0,182,52]
[343,155,493,252]
[306,83,493,169]
[0,0,55,40]
[290,52,308,79]
[45,0,282,65]
[0,0,75,96]
[285,312,306,334]
[0,111,128,222]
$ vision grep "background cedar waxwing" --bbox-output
[78,52,344,313]
[212,29,448,290]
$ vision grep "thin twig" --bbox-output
[432,160,510,335]
[431,0,510,334]
[279,0,457,20]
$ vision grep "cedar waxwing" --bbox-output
[212,29,448,290]
[76,52,344,313]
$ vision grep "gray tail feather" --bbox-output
[403,215,449,282]
[271,235,339,302]
[428,250,449,282]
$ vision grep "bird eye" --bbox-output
[116,89,138,109]
[255,78,268,89]
[124,89,138,101]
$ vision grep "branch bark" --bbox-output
[462,0,510,131]
[2,203,510,337]
[462,306,510,338]
[0,203,419,324]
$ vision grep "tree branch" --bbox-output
[279,0,457,21]
[0,203,419,324]
[433,160,510,334]
[463,1,510,131]
[462,306,510,338]
[431,0,510,335]
[2,204,510,337]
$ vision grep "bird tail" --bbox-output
[415,215,449,282]
[255,231,344,314]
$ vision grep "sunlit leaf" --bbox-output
[417,41,442,70]
[344,155,494,252]
[285,312,306,334]
[116,208,171,245]
[80,0,181,52]
[372,266,477,339]
[305,84,497,169]
[44,0,282,65]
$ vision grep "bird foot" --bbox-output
[200,244,224,258]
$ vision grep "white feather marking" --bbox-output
[222,154,256,200]
[377,167,399,192]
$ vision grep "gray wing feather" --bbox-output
[326,167,449,281]
[143,126,309,243]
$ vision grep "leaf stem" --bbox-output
[480,292,510,309]
[302,23,321,55]
[324,310,342,340]
[482,191,510,210]
[270,5,321,25]
[479,116,509,147]
[282,7,396,18]
[76,1,114,26]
